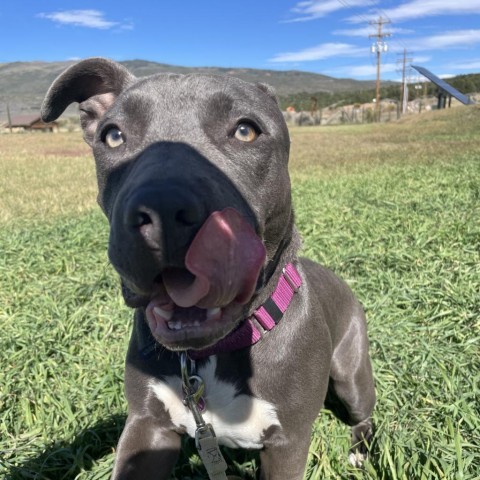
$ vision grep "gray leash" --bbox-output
[180,352,228,480]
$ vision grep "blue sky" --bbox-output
[1,1,480,81]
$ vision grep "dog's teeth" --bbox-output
[206,307,221,319]
[167,321,182,330]
[154,306,173,320]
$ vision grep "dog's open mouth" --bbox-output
[145,294,234,350]
[148,299,222,331]
[143,208,266,349]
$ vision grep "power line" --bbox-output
[336,0,375,25]
[334,0,413,91]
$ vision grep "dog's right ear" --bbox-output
[41,57,136,146]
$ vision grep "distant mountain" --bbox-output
[0,59,379,119]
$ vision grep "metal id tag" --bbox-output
[195,425,228,479]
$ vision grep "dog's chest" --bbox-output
[149,357,281,449]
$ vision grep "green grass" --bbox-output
[1,106,479,479]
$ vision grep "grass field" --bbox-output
[1,106,479,479]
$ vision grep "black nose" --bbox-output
[124,184,204,256]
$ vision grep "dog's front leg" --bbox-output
[111,413,181,480]
[259,429,312,480]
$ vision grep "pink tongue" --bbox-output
[162,208,266,308]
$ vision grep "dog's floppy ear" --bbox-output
[41,57,136,145]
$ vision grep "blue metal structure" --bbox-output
[412,65,474,108]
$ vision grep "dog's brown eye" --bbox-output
[234,123,258,143]
[104,127,125,148]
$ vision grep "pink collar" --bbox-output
[188,263,302,359]
[138,263,302,360]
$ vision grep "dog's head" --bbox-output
[42,57,299,351]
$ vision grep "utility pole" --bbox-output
[397,48,413,115]
[369,16,391,121]
[6,102,12,133]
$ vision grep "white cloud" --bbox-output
[326,62,398,78]
[269,42,366,63]
[118,23,134,31]
[38,10,122,30]
[408,55,432,64]
[419,29,480,49]
[401,30,480,51]
[324,54,432,78]
[334,26,412,37]
[438,73,456,79]
[447,59,480,70]
[347,0,480,23]
[287,0,378,22]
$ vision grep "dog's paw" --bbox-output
[349,418,373,468]
[348,450,367,468]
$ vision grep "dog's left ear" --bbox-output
[41,57,136,145]
[256,82,279,105]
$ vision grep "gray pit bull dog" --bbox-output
[41,58,375,480]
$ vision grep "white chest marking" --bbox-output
[149,356,281,449]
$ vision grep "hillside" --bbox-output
[0,59,378,119]
[280,73,480,111]
[1,59,478,122]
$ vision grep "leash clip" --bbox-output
[179,352,228,480]
[180,352,205,409]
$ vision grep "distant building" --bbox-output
[2,114,58,132]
